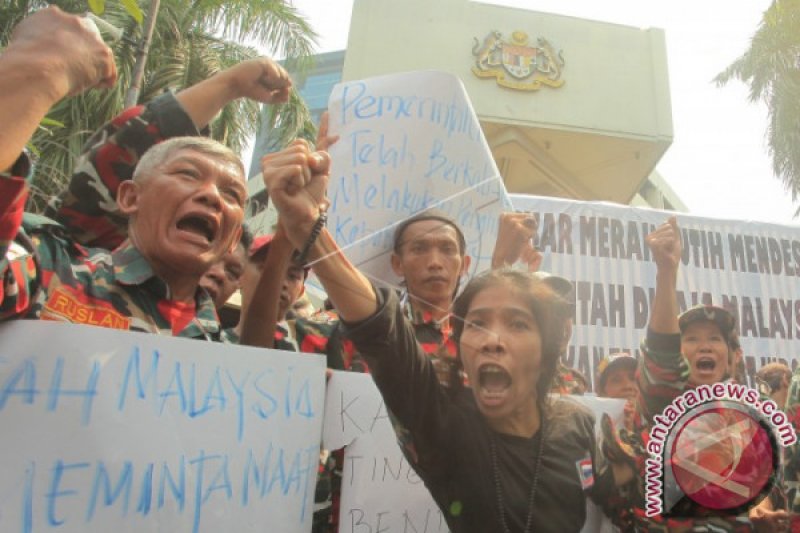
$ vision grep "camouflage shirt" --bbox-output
[402,302,462,388]
[0,168,219,338]
[603,331,755,532]
[770,366,800,528]
[222,315,350,370]
[45,92,200,249]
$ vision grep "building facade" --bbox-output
[247,0,686,228]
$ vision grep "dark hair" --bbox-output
[757,362,792,392]
[238,225,254,253]
[451,269,572,412]
[392,209,466,256]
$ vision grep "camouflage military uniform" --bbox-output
[46,92,200,249]
[402,301,463,387]
[553,361,589,394]
[603,331,755,531]
[768,365,800,528]
[44,94,356,531]
[0,163,219,337]
[223,315,350,369]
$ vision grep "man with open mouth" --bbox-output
[0,10,266,339]
[45,56,292,316]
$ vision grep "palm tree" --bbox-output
[0,0,318,212]
[715,0,800,215]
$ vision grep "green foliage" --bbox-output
[1,0,317,212]
[715,0,800,215]
[118,0,142,23]
[87,0,105,16]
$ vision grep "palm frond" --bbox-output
[2,0,317,213]
[715,0,800,216]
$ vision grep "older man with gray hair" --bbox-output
[0,8,247,339]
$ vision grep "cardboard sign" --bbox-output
[323,372,447,533]
[324,70,512,287]
[0,321,326,533]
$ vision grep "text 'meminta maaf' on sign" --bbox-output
[323,70,512,289]
[510,193,800,391]
[0,321,326,533]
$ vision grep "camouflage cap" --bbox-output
[596,352,638,393]
[678,305,736,344]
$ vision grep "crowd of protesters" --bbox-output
[2,7,799,532]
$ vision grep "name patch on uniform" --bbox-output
[576,454,594,490]
[44,288,130,330]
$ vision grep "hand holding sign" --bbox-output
[323,70,512,287]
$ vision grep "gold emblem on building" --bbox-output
[472,30,565,91]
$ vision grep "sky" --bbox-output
[261,0,799,226]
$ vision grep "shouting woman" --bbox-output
[261,139,634,532]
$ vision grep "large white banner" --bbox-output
[0,321,326,533]
[325,70,512,287]
[511,193,800,390]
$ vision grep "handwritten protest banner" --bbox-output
[0,321,326,533]
[511,193,800,389]
[323,372,448,533]
[323,70,512,287]
[323,372,625,533]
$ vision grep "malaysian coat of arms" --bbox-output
[471,30,565,91]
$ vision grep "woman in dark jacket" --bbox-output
[262,140,620,533]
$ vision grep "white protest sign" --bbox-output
[323,372,448,533]
[511,193,800,390]
[0,321,326,533]
[568,395,626,434]
[568,395,626,533]
[324,70,512,287]
[324,373,628,533]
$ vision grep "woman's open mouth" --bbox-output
[477,364,512,406]
[695,356,717,374]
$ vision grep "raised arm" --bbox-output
[646,217,681,335]
[51,58,291,249]
[0,7,115,318]
[0,7,115,173]
[175,58,291,128]
[262,141,377,322]
[638,216,687,421]
[238,226,294,348]
[491,212,541,271]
